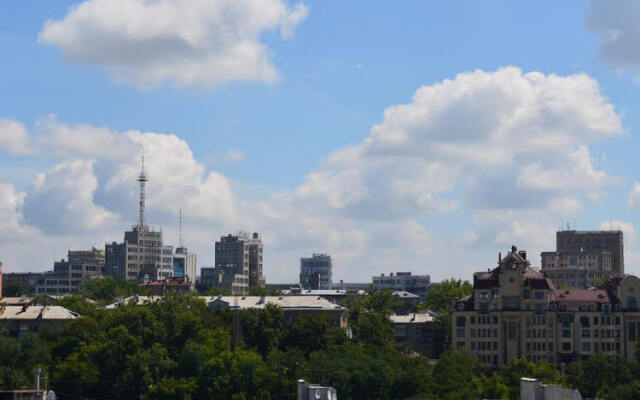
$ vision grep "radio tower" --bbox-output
[138,156,148,231]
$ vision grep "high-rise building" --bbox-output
[372,272,431,297]
[173,247,197,283]
[105,158,174,282]
[300,254,332,290]
[541,230,624,288]
[208,233,250,294]
[248,232,265,288]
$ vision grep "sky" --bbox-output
[1,0,640,283]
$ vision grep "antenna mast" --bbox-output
[179,208,183,247]
[138,156,148,230]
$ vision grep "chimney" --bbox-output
[297,380,308,400]
[0,262,3,301]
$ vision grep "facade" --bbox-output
[452,246,640,369]
[541,230,624,288]
[2,272,44,296]
[141,278,192,295]
[34,248,105,295]
[173,247,197,283]
[206,233,251,294]
[390,313,435,356]
[372,272,431,297]
[248,232,265,288]
[300,254,332,290]
[105,161,173,282]
[0,305,79,337]
[520,378,582,400]
[207,295,348,328]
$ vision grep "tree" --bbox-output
[81,277,146,302]
[240,304,284,357]
[423,279,473,356]
[433,349,483,400]
[346,289,396,346]
[566,354,635,398]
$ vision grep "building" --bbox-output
[541,230,624,288]
[248,232,265,288]
[33,247,105,295]
[141,277,192,296]
[207,295,348,328]
[105,159,173,282]
[173,247,197,283]
[372,272,431,297]
[451,245,640,369]
[300,254,332,290]
[390,312,435,356]
[203,233,251,294]
[2,272,44,296]
[297,380,337,400]
[0,305,80,337]
[520,378,582,400]
[331,280,371,292]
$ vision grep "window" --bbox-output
[580,317,590,327]
[562,329,571,338]
[523,289,531,299]
[470,328,476,337]
[493,316,498,324]
[457,328,465,337]
[562,342,571,351]
[492,288,500,299]
[456,317,466,327]
[630,323,638,342]
[470,316,476,325]
[582,342,591,352]
[535,291,545,299]
[582,329,590,338]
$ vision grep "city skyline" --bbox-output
[3,1,640,282]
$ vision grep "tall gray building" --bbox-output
[35,247,105,294]
[210,233,250,294]
[248,232,265,288]
[300,254,332,290]
[541,230,624,288]
[105,158,173,282]
[173,247,197,283]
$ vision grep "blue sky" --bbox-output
[1,0,640,282]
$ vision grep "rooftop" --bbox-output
[0,305,79,320]
[390,313,434,324]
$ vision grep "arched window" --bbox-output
[627,296,637,310]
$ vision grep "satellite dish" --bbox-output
[47,391,56,400]
[315,390,322,400]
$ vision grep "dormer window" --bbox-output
[492,288,500,299]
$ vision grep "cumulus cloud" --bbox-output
[0,120,34,155]
[585,0,640,70]
[629,182,640,208]
[0,67,626,280]
[39,0,308,88]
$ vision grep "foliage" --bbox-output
[200,286,231,296]
[81,277,147,302]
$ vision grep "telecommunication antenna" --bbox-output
[138,156,148,230]
[179,208,183,247]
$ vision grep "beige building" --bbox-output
[452,246,640,368]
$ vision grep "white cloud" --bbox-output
[0,120,34,156]
[629,182,640,207]
[585,0,640,70]
[0,67,626,281]
[39,0,308,88]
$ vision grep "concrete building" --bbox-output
[372,272,431,297]
[208,295,348,328]
[297,380,337,400]
[2,272,44,296]
[248,232,265,288]
[141,277,192,295]
[300,254,332,290]
[390,312,435,356]
[541,230,624,288]
[520,378,582,400]
[0,305,80,338]
[204,233,251,294]
[34,248,105,295]
[173,247,197,283]
[452,245,640,369]
[105,160,173,282]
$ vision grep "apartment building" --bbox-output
[300,254,333,290]
[372,272,431,297]
[452,246,640,368]
[541,230,624,288]
[35,247,105,295]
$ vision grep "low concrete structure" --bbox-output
[297,380,337,400]
[141,278,192,295]
[0,305,79,337]
[0,296,32,306]
[207,295,348,328]
[390,312,435,356]
[520,377,581,400]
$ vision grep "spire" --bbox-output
[138,156,148,230]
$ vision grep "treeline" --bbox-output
[2,280,640,399]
